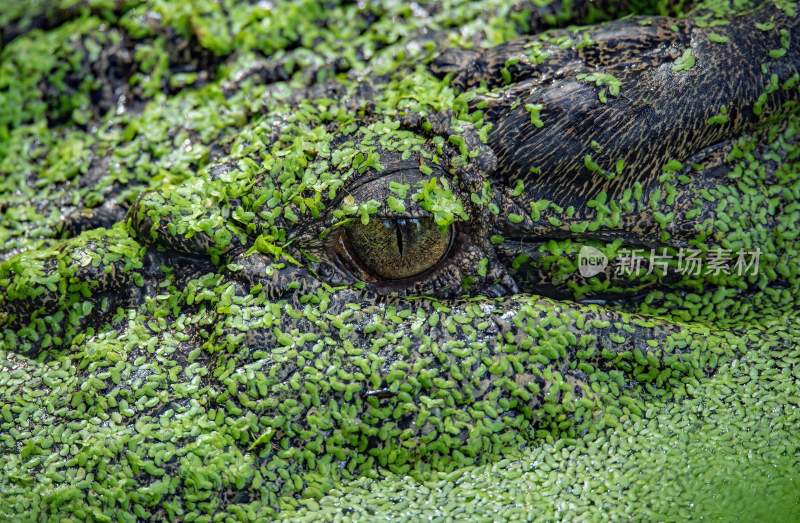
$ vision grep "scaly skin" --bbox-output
[0,0,798,519]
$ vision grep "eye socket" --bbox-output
[345,217,453,280]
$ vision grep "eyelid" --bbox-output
[326,162,430,209]
[318,200,431,241]
[371,198,430,219]
[343,161,426,192]
[328,181,431,224]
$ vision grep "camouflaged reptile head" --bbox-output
[100,2,797,310]
[208,2,800,306]
[0,1,798,515]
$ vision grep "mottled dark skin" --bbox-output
[437,4,798,212]
[493,14,795,198]
[432,3,799,296]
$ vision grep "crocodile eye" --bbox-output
[345,217,452,280]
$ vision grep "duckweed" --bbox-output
[1,0,799,521]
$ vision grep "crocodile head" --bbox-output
[0,1,798,516]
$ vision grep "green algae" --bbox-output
[672,48,696,72]
[0,0,799,521]
[278,313,800,521]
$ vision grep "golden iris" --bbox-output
[346,218,452,280]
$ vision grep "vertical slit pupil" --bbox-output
[395,221,404,256]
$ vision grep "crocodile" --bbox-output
[0,0,799,519]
